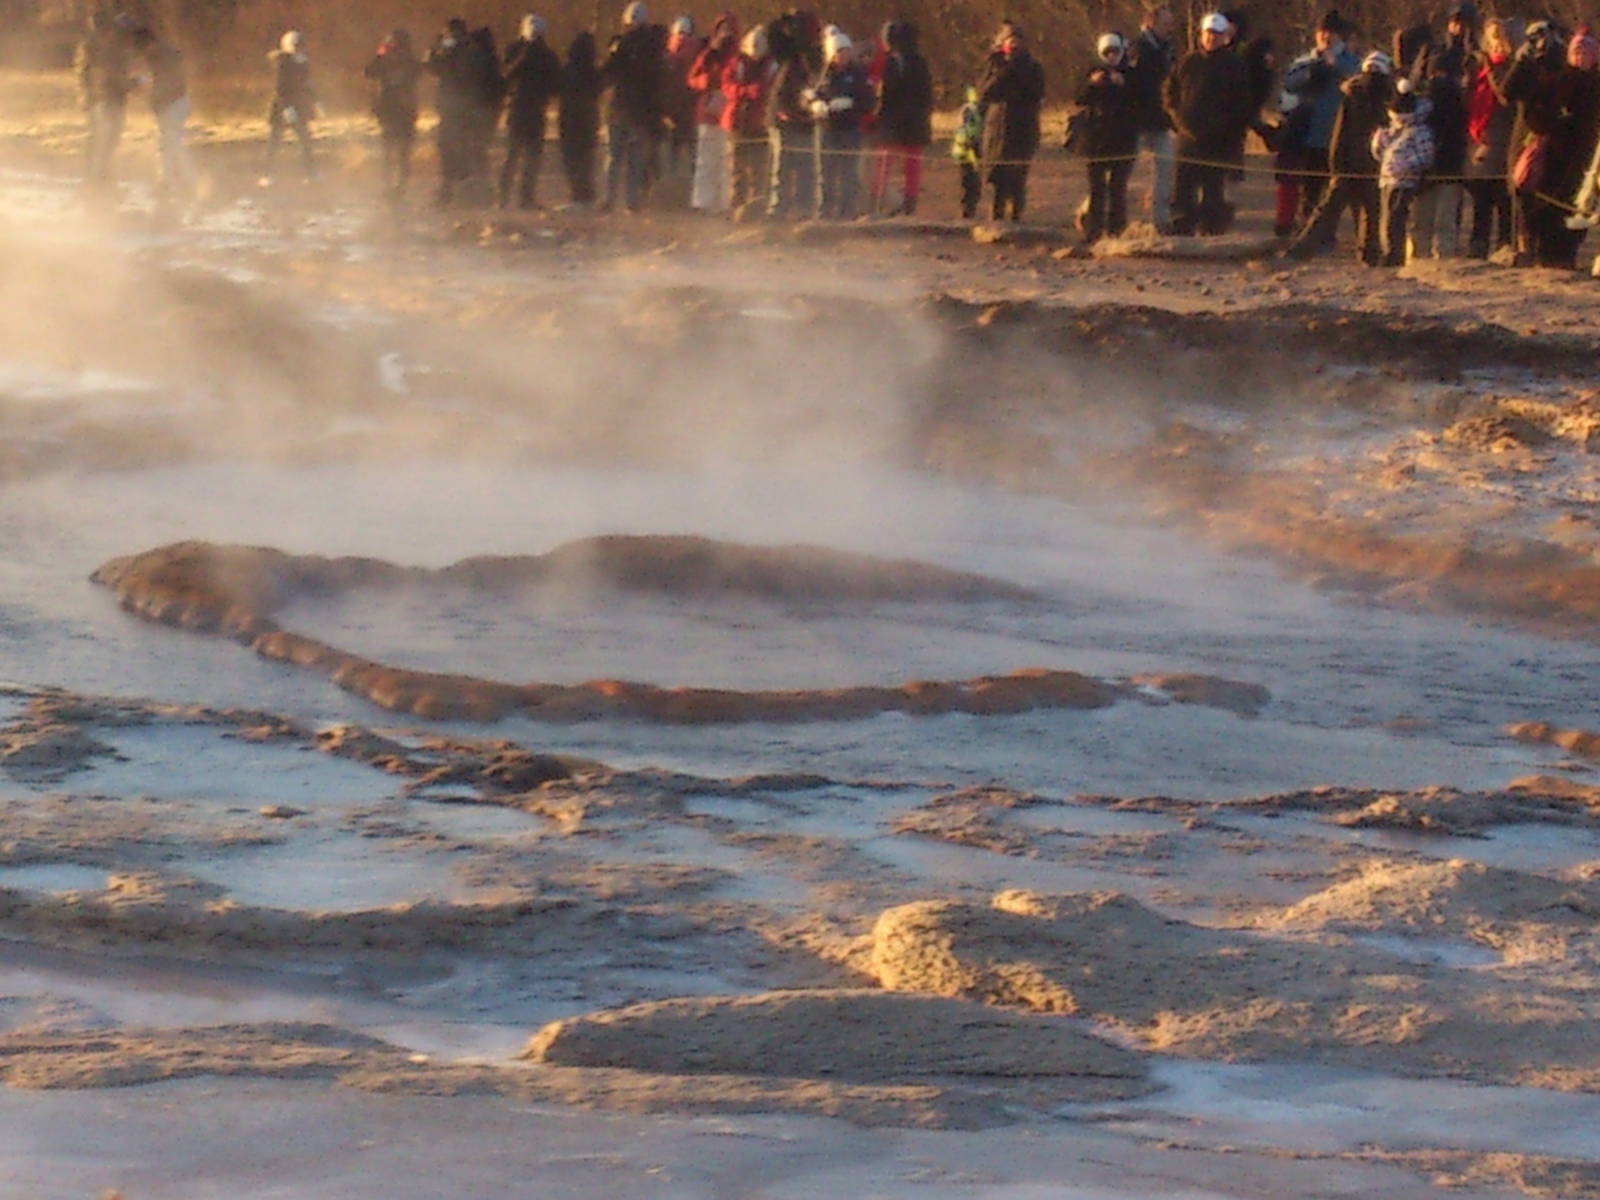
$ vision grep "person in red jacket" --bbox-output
[687,12,739,211]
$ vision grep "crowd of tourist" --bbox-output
[72,2,1600,270]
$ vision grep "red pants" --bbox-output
[873,145,923,213]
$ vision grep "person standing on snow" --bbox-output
[264,29,318,184]
[1278,10,1360,232]
[766,10,823,219]
[687,13,740,212]
[1286,49,1393,263]
[428,19,480,205]
[809,27,874,218]
[1372,78,1436,265]
[76,9,133,196]
[130,24,197,211]
[872,20,933,215]
[365,28,422,204]
[559,31,603,205]
[500,14,562,209]
[978,21,1045,221]
[662,15,704,188]
[1164,11,1252,234]
[1123,3,1177,231]
[601,0,662,212]
[950,85,983,219]
[724,25,776,218]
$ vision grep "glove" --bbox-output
[828,96,853,112]
[809,98,829,117]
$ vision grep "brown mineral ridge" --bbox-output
[1257,858,1600,964]
[0,870,667,957]
[0,1021,1011,1129]
[523,989,1148,1096]
[867,887,1600,1090]
[89,538,1132,723]
[1507,720,1600,759]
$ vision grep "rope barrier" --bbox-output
[712,134,1583,190]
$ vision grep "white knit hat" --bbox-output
[1199,12,1230,34]
[280,29,303,54]
[823,28,852,60]
[1096,32,1125,56]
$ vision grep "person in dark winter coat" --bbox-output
[601,1,662,211]
[978,23,1045,221]
[1075,32,1140,242]
[1124,4,1176,230]
[766,9,822,218]
[500,14,562,208]
[1502,20,1569,263]
[662,16,703,180]
[265,30,317,182]
[1464,18,1515,257]
[810,28,874,218]
[428,19,482,203]
[1287,49,1393,262]
[1164,11,1253,234]
[1520,31,1600,267]
[366,28,421,203]
[560,31,603,204]
[872,21,933,214]
[76,10,133,193]
[466,27,504,181]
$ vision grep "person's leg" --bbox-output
[1297,147,1329,224]
[266,113,284,179]
[1171,160,1199,234]
[521,135,543,207]
[1199,167,1227,233]
[1492,180,1512,252]
[1438,182,1463,257]
[871,145,892,211]
[1108,159,1133,237]
[1466,180,1491,257]
[1084,161,1106,241]
[295,118,315,178]
[691,125,725,211]
[627,122,651,210]
[603,122,625,208]
[1286,177,1345,257]
[1354,180,1381,264]
[498,134,522,206]
[989,167,1007,220]
[1141,128,1174,230]
[767,129,786,216]
[903,148,922,214]
[838,132,861,217]
[1012,164,1029,220]
[1410,183,1438,259]
[959,163,979,218]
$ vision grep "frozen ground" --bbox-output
[2,133,1600,1199]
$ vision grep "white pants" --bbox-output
[1137,127,1174,231]
[156,97,198,202]
[86,101,125,186]
[1410,182,1462,259]
[691,124,729,212]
